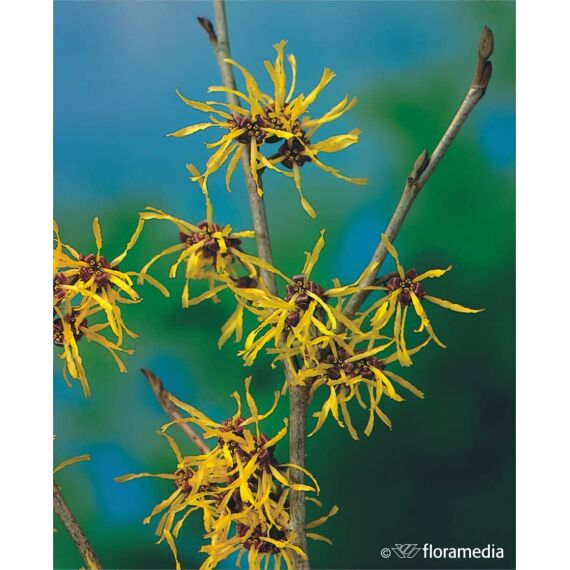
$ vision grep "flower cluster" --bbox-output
[117,379,336,569]
[297,235,482,438]
[135,205,277,307]
[172,230,482,439]
[168,40,366,218]
[53,218,166,396]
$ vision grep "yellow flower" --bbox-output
[136,206,274,307]
[167,40,366,217]
[200,493,337,570]
[230,231,375,368]
[166,40,299,195]
[200,493,321,570]
[54,217,165,344]
[301,336,428,440]
[117,378,329,570]
[53,217,166,395]
[265,128,367,219]
[161,378,317,496]
[116,430,231,567]
[53,306,134,397]
[365,235,484,366]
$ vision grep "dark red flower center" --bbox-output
[261,105,302,143]
[277,137,312,169]
[231,116,266,145]
[179,221,241,260]
[285,274,327,309]
[319,348,385,381]
[238,523,287,553]
[174,467,195,495]
[53,273,69,301]
[386,269,426,306]
[283,275,328,330]
[53,312,86,346]
[78,254,112,287]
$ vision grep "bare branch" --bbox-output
[341,26,494,323]
[373,271,399,287]
[53,480,103,569]
[198,7,276,293]
[141,368,210,455]
[288,381,309,562]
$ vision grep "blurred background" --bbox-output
[54,1,515,569]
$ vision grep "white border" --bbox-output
[0,0,53,568]
[517,1,570,569]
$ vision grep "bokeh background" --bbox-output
[53,1,515,569]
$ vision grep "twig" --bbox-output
[341,26,494,323]
[141,368,210,454]
[200,2,275,293]
[53,480,103,569]
[198,4,309,567]
[287,379,309,561]
[373,271,399,287]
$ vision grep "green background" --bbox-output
[54,1,515,569]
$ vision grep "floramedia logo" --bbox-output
[380,544,505,560]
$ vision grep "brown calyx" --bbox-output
[78,253,112,287]
[386,269,426,306]
[179,221,241,260]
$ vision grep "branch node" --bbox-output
[406,149,430,190]
[412,149,430,180]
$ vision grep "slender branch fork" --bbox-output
[342,26,494,321]
[53,481,103,569]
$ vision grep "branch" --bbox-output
[141,368,210,454]
[199,2,275,294]
[373,271,399,287]
[198,4,308,567]
[53,480,103,569]
[341,26,494,322]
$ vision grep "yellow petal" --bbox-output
[381,234,405,279]
[302,230,325,277]
[166,122,217,138]
[53,454,90,474]
[92,217,102,253]
[424,295,484,313]
[413,266,452,282]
